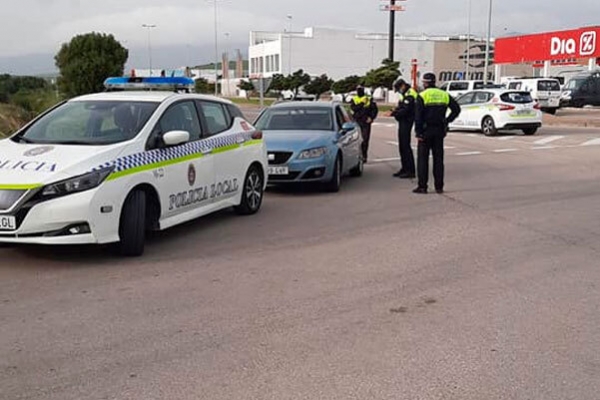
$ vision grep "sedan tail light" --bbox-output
[496,104,516,111]
[251,130,263,140]
[533,102,542,110]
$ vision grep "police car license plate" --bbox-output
[517,109,533,115]
[0,216,16,231]
[268,166,289,175]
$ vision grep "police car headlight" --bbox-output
[298,147,328,159]
[40,166,115,199]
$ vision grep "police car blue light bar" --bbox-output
[104,76,195,92]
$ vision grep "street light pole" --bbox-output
[213,0,219,96]
[389,0,396,62]
[142,24,156,76]
[483,0,493,84]
[466,0,472,80]
[287,14,293,75]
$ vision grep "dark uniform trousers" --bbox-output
[417,132,445,191]
[398,120,415,174]
[359,122,372,160]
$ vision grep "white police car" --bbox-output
[449,89,543,136]
[0,77,267,256]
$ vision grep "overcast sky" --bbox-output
[0,0,598,74]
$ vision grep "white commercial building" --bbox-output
[248,26,530,84]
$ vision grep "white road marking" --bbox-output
[533,135,565,145]
[581,138,600,146]
[466,134,478,137]
[456,151,482,156]
[444,146,457,149]
[385,141,398,146]
[493,148,519,153]
[371,157,400,163]
[497,136,516,141]
[532,146,558,150]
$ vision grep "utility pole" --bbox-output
[380,0,406,62]
[213,0,219,96]
[483,0,493,84]
[466,0,472,80]
[389,0,396,61]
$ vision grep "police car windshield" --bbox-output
[14,100,159,145]
[255,108,334,131]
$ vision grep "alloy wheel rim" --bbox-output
[246,172,262,210]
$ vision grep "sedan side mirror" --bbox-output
[163,130,190,146]
[341,122,356,134]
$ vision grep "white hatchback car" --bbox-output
[0,77,268,256]
[449,89,543,136]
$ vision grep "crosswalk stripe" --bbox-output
[493,149,518,153]
[456,151,482,156]
[581,138,600,146]
[534,135,564,145]
[497,136,516,141]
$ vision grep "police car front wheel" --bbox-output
[117,189,147,257]
[235,165,264,215]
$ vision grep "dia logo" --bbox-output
[580,31,597,56]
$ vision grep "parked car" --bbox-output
[560,70,600,108]
[449,89,542,136]
[254,101,363,192]
[504,78,561,114]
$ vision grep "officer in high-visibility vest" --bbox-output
[413,73,461,194]
[390,78,418,179]
[350,86,378,163]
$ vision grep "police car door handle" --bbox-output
[201,147,213,155]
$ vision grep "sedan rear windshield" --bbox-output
[13,100,159,145]
[254,107,333,131]
[501,92,534,104]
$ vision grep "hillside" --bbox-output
[0,103,31,137]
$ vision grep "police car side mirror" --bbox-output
[163,130,190,146]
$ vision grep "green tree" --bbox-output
[304,74,334,99]
[364,59,401,89]
[238,79,255,99]
[267,74,289,92]
[55,32,128,97]
[288,69,311,97]
[332,75,364,95]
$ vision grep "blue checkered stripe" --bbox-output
[92,131,256,174]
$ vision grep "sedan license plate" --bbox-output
[268,166,289,175]
[0,215,16,231]
[516,109,533,115]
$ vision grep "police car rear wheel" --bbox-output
[482,117,497,136]
[235,165,264,215]
[117,190,146,257]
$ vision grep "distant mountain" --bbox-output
[0,42,248,77]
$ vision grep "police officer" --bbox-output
[413,73,461,194]
[350,86,378,163]
[390,78,417,179]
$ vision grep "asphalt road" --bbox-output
[2,120,600,399]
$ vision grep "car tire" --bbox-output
[234,165,264,216]
[325,155,342,192]
[523,127,538,135]
[482,116,498,136]
[349,156,363,177]
[117,190,146,257]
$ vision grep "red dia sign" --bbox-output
[495,26,600,64]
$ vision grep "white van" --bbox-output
[439,80,485,98]
[505,78,561,114]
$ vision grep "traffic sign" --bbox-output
[380,5,405,11]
